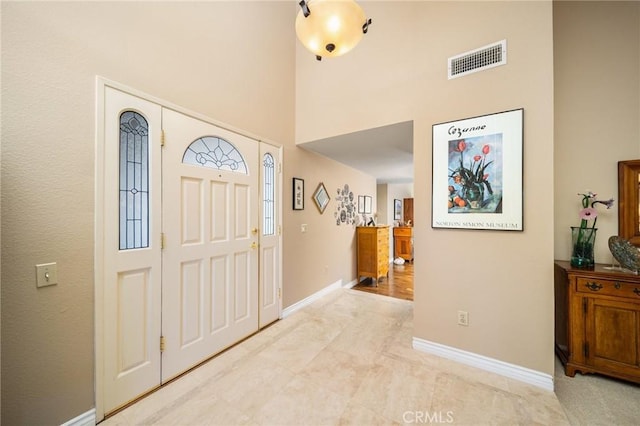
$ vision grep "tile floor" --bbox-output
[102,289,574,425]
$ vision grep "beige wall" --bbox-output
[554,1,640,263]
[1,2,299,424]
[282,146,377,307]
[378,183,414,226]
[378,183,414,258]
[296,1,556,374]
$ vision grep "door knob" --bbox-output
[251,242,258,249]
[251,228,259,235]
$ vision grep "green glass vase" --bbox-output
[570,226,597,268]
[464,183,484,209]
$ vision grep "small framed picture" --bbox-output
[394,199,402,220]
[364,196,372,214]
[358,196,365,213]
[293,177,304,210]
[313,182,330,214]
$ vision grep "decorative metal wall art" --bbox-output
[334,184,358,225]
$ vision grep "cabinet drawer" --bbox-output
[393,227,412,237]
[575,277,640,299]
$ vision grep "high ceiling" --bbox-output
[297,121,414,184]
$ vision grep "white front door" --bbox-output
[102,87,163,413]
[160,108,260,381]
[99,84,280,418]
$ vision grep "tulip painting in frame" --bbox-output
[432,108,523,231]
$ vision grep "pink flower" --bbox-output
[579,207,598,220]
[474,155,482,162]
[482,145,490,155]
[457,140,466,152]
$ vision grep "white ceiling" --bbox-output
[298,121,414,184]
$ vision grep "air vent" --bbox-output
[448,40,507,79]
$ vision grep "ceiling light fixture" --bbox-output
[296,0,372,61]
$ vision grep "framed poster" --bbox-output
[432,108,523,231]
[358,196,365,213]
[394,199,402,220]
[293,177,304,210]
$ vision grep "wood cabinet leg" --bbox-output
[565,365,577,377]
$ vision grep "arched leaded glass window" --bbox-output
[119,111,149,250]
[182,136,248,174]
[263,153,275,236]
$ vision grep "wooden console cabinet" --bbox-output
[554,260,640,384]
[356,226,389,285]
[393,227,413,262]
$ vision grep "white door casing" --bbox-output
[160,108,259,382]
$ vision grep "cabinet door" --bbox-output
[394,236,411,259]
[403,198,414,225]
[586,297,640,375]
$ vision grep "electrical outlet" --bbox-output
[457,310,469,326]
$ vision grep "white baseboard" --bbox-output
[412,337,554,391]
[61,408,96,426]
[281,279,343,318]
[343,278,358,289]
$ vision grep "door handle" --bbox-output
[251,242,258,249]
[251,228,259,235]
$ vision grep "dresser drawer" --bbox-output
[575,277,640,299]
[393,227,412,237]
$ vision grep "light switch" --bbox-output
[36,263,58,288]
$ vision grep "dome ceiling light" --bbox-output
[296,0,372,61]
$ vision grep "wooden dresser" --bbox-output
[356,226,389,285]
[393,227,413,262]
[554,260,640,384]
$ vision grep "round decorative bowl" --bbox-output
[608,236,640,273]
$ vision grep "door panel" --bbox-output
[161,108,259,382]
[181,259,204,347]
[117,268,152,373]
[103,87,162,414]
[182,178,203,244]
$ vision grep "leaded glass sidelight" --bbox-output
[182,136,248,174]
[263,153,275,236]
[119,111,149,250]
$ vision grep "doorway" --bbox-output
[96,82,281,419]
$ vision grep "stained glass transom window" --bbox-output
[182,136,248,174]
[119,111,149,250]
[263,153,275,236]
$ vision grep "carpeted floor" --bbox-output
[554,354,640,425]
[103,289,578,425]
